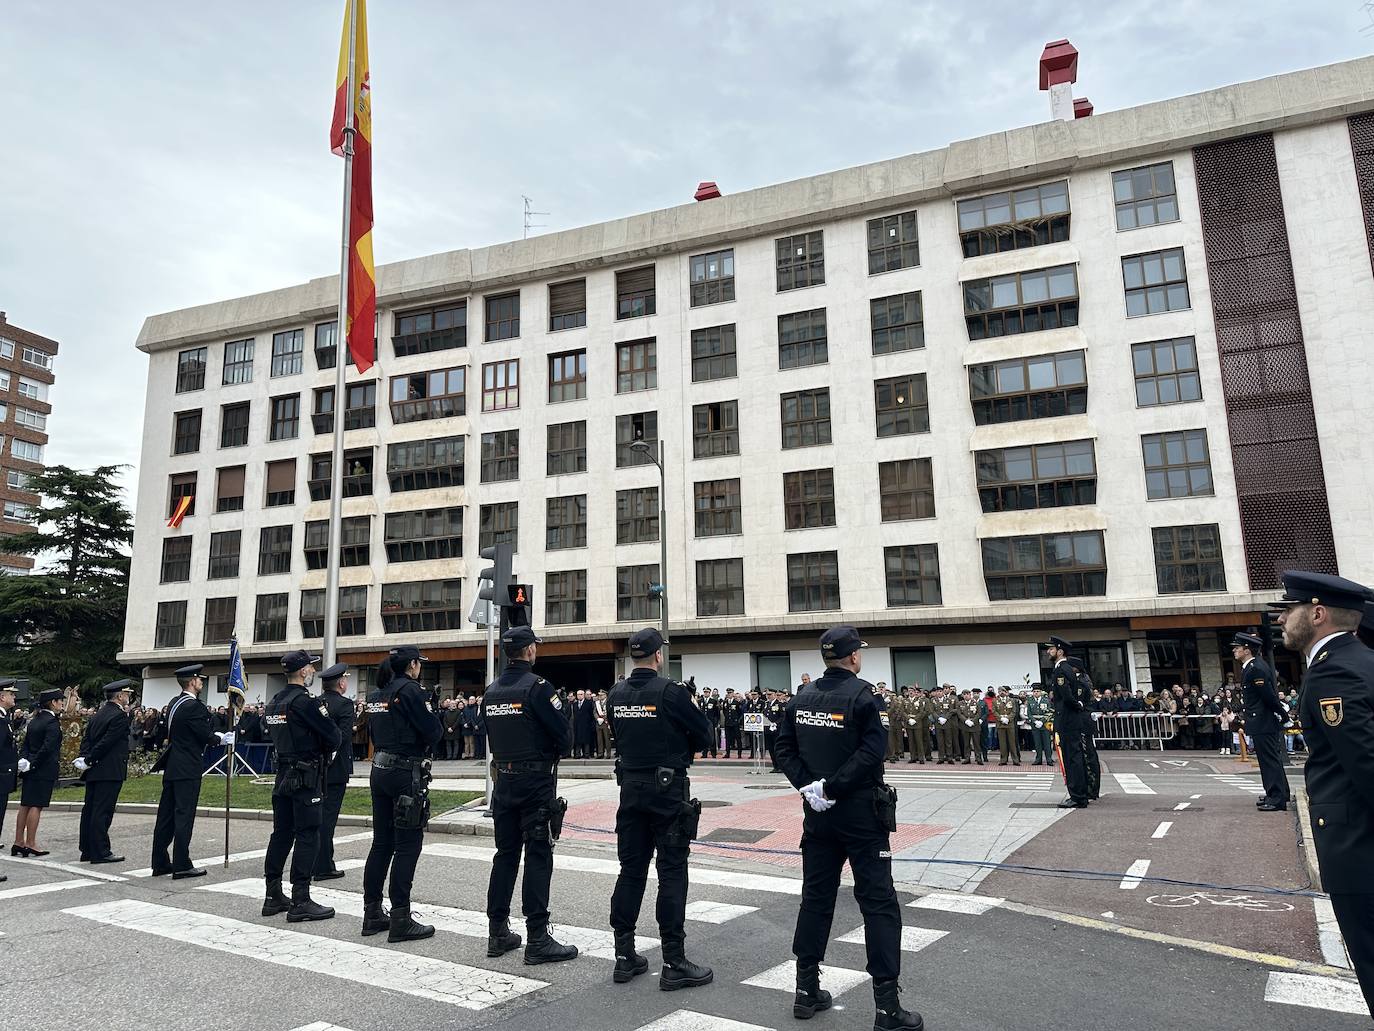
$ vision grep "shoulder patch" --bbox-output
[1319,697,1343,727]
[318,703,329,717]
[550,695,562,710]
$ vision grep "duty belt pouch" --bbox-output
[654,766,675,791]
[550,797,568,841]
[873,785,898,833]
[666,798,702,846]
[613,760,623,786]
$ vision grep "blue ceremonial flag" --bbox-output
[227,634,247,705]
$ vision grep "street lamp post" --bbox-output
[630,438,669,674]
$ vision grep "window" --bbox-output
[616,487,659,545]
[313,320,355,370]
[254,592,288,643]
[343,383,376,430]
[269,394,300,441]
[215,466,245,513]
[389,367,466,423]
[309,447,374,500]
[874,374,930,437]
[207,530,241,579]
[958,180,1070,257]
[968,351,1087,426]
[12,439,42,463]
[14,408,45,432]
[1142,429,1213,499]
[6,470,28,492]
[878,458,936,521]
[1133,337,1202,407]
[264,458,296,507]
[976,440,1097,512]
[482,359,519,411]
[549,279,587,331]
[545,570,588,625]
[311,387,335,434]
[300,585,369,638]
[16,377,47,402]
[1123,248,1190,316]
[690,325,737,382]
[964,264,1079,339]
[2,500,34,522]
[616,411,658,467]
[870,292,924,355]
[548,350,587,402]
[479,501,518,552]
[160,537,192,583]
[176,347,207,392]
[393,303,466,357]
[776,231,824,291]
[546,495,587,550]
[783,468,835,529]
[386,436,464,492]
[220,401,250,447]
[168,472,196,518]
[616,266,656,320]
[617,563,660,621]
[480,429,519,483]
[693,478,741,537]
[385,508,463,562]
[692,400,739,458]
[778,309,828,370]
[20,346,54,371]
[1153,524,1226,594]
[1113,162,1179,230]
[0,338,10,359]
[690,249,735,306]
[867,211,920,273]
[172,410,201,455]
[155,600,187,649]
[981,531,1107,600]
[0,371,8,391]
[303,515,370,569]
[616,339,656,392]
[484,292,519,341]
[257,525,293,576]
[381,580,463,633]
[222,339,254,384]
[780,388,831,449]
[0,403,7,422]
[203,597,237,646]
[696,558,744,616]
[884,544,942,607]
[270,329,304,376]
[547,420,587,475]
[787,552,840,612]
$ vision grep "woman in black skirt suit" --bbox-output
[13,688,64,856]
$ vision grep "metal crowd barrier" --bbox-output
[1088,712,1177,749]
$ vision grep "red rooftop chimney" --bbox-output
[1074,97,1094,118]
[694,181,721,202]
[1038,39,1079,122]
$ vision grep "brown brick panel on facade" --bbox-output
[1350,113,1374,276]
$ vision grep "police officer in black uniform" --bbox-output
[481,625,578,964]
[261,651,341,923]
[1230,632,1290,811]
[1271,571,1374,1015]
[150,664,226,877]
[313,663,355,880]
[0,678,16,879]
[76,678,134,863]
[1044,637,1090,808]
[724,690,744,758]
[362,645,443,943]
[774,627,923,1031]
[1067,656,1101,802]
[607,627,714,990]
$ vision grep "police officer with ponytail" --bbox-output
[482,625,578,965]
[361,645,443,943]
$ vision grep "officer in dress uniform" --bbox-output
[1230,632,1291,811]
[956,690,984,764]
[1026,687,1053,766]
[1067,657,1101,800]
[774,627,923,1031]
[994,687,1021,766]
[701,688,721,760]
[0,678,15,880]
[13,688,64,857]
[884,688,905,763]
[607,627,714,990]
[765,691,785,772]
[313,663,355,881]
[75,678,134,863]
[481,626,578,964]
[1044,638,1090,808]
[1271,571,1374,1016]
[361,645,444,943]
[150,664,228,877]
[932,686,958,763]
[724,690,744,758]
[906,688,930,764]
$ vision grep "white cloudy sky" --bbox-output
[4,0,1370,504]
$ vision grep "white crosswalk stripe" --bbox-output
[289,1024,360,1031]
[0,878,102,900]
[633,1011,773,1031]
[684,900,758,924]
[1264,972,1370,1016]
[127,831,373,878]
[836,924,947,952]
[1112,773,1156,795]
[1208,774,1266,795]
[885,771,1056,792]
[908,892,1003,915]
[742,960,868,996]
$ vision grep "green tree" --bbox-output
[0,465,133,699]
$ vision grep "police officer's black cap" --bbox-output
[281,650,322,673]
[1066,656,1087,671]
[37,688,63,705]
[1231,632,1263,651]
[1043,635,1072,651]
[391,645,428,665]
[319,663,348,682]
[819,626,867,659]
[174,663,204,679]
[629,627,664,658]
[0,677,15,691]
[501,626,542,650]
[102,678,134,695]
[1268,571,1373,612]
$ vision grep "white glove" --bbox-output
[800,780,834,812]
[999,717,1009,725]
[17,758,30,774]
[74,757,90,772]
[216,731,235,746]
[964,719,974,728]
[907,718,916,726]
[1091,712,1102,722]
[937,717,947,725]
[1033,720,1044,729]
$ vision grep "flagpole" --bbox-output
[224,633,241,869]
[324,0,359,670]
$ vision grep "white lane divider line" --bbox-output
[908,892,1004,915]
[127,831,373,878]
[1264,971,1369,1016]
[1119,859,1151,890]
[289,1024,361,1031]
[743,960,868,997]
[1313,897,1352,969]
[1112,773,1156,795]
[63,899,547,1010]
[1151,822,1173,839]
[634,1011,775,1031]
[836,924,947,953]
[1173,802,1191,811]
[0,878,102,900]
[1189,794,1201,800]
[684,900,758,924]
[0,855,126,882]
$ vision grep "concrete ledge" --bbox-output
[1293,785,1323,890]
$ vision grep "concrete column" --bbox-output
[1196,630,1223,692]
[1129,632,1153,693]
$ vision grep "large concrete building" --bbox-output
[120,52,1374,708]
[0,311,57,574]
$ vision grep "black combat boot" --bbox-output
[873,978,923,1031]
[286,884,335,923]
[388,906,435,943]
[613,932,649,983]
[659,937,713,991]
[487,918,522,957]
[360,900,390,936]
[524,923,579,965]
[793,962,833,1019]
[261,878,290,917]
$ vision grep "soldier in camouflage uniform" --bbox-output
[957,690,984,765]
[994,687,1021,766]
[933,686,958,763]
[906,688,930,764]
[884,688,905,762]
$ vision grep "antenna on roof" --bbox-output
[522,195,549,239]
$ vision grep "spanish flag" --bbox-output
[330,0,375,372]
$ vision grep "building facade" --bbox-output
[0,312,57,574]
[121,56,1374,708]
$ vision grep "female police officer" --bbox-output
[361,645,443,943]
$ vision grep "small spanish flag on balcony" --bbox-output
[167,494,193,529]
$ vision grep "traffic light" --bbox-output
[505,583,534,631]
[477,543,513,627]
[1259,610,1277,661]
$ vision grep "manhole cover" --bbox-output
[700,827,771,844]
[699,799,731,808]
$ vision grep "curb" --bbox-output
[1292,784,1323,890]
[45,800,498,838]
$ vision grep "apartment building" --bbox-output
[0,311,57,573]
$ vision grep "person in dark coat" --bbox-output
[150,665,229,878]
[0,678,18,879]
[76,679,134,863]
[12,687,65,856]
[574,689,597,759]
[314,664,356,881]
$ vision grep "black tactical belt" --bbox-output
[494,759,556,774]
[373,751,425,770]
